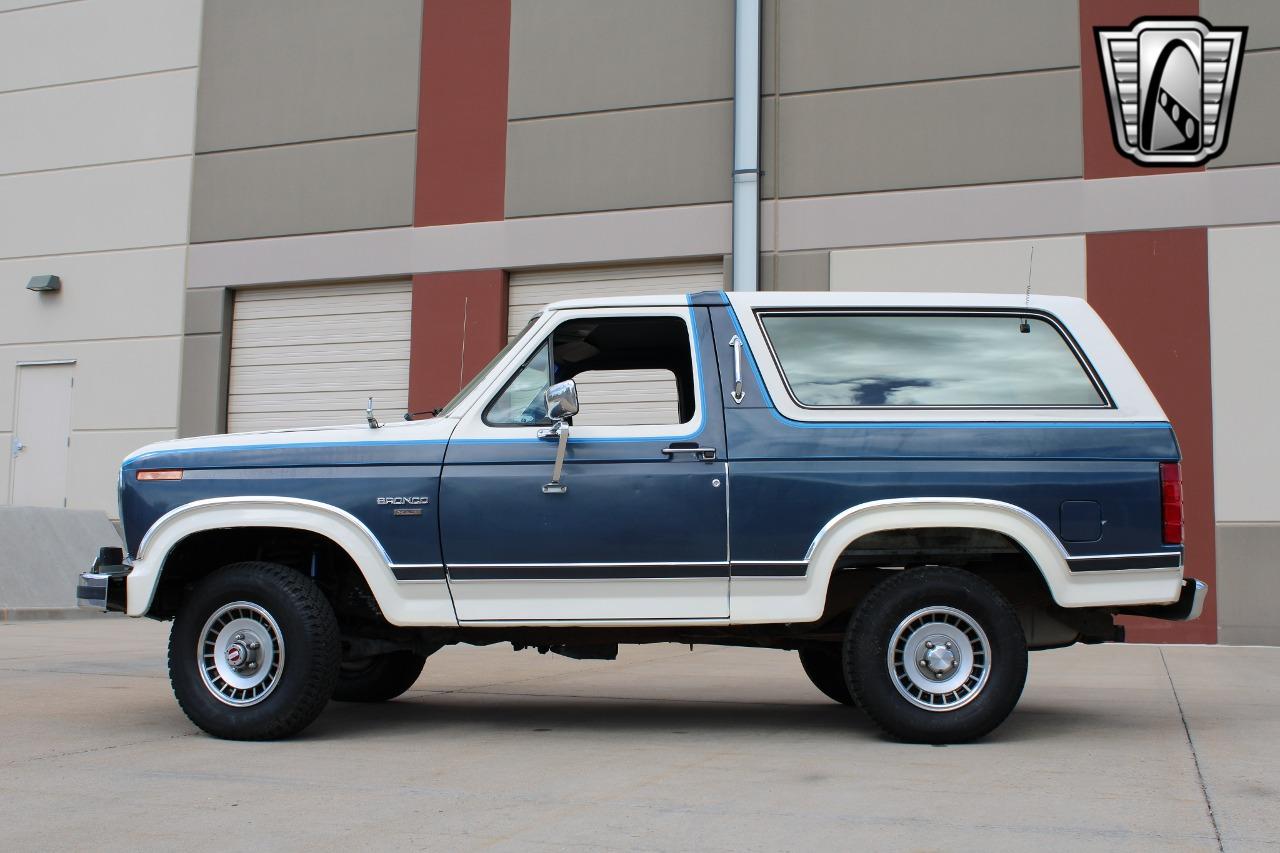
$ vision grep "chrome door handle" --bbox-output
[728,335,745,404]
[10,437,24,458]
[661,445,717,462]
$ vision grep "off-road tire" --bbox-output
[845,566,1027,744]
[332,651,427,703]
[798,645,857,706]
[169,562,340,740]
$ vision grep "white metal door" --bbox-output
[228,281,413,432]
[507,262,724,426]
[10,362,75,507]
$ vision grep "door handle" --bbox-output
[661,444,717,462]
[10,437,24,458]
[728,335,745,404]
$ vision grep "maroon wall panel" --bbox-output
[409,1,512,412]
[415,0,511,227]
[408,270,508,414]
[1079,0,1202,179]
[1079,1,1217,642]
[1087,230,1217,644]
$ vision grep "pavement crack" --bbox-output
[1160,648,1224,853]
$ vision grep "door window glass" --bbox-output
[485,316,696,426]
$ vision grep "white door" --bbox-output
[10,362,75,507]
[228,280,413,432]
[507,261,724,426]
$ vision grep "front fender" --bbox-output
[127,496,457,626]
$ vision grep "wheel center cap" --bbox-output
[225,642,249,670]
[922,644,957,675]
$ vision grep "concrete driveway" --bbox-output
[1,617,1276,852]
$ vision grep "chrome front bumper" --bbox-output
[1118,578,1208,622]
[76,547,130,613]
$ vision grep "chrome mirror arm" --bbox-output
[542,421,569,494]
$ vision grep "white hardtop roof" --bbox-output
[541,291,1089,314]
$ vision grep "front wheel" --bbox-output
[169,562,340,740]
[845,567,1027,744]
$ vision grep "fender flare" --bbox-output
[125,496,453,625]
[803,498,1076,608]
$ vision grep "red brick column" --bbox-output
[1079,0,1217,643]
[407,0,512,414]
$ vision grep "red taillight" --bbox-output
[1160,462,1183,545]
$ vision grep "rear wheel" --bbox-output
[332,650,427,702]
[845,566,1027,743]
[798,645,856,706]
[169,562,340,740]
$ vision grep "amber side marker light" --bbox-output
[137,469,183,481]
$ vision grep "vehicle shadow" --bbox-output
[303,691,1137,745]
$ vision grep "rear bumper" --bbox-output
[1117,577,1207,622]
[76,547,130,613]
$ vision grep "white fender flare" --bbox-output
[802,498,1182,611]
[126,496,457,626]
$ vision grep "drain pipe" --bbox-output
[731,0,762,292]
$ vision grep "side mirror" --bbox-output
[544,379,579,423]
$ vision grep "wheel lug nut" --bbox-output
[249,642,260,651]
[919,659,929,667]
[247,662,257,670]
[945,641,953,650]
[234,633,244,641]
[925,641,934,649]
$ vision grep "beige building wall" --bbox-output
[1208,224,1280,645]
[0,0,202,518]
[829,237,1087,298]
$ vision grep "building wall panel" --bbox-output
[778,70,1082,198]
[0,248,187,347]
[1216,523,1280,645]
[190,133,417,242]
[1203,0,1280,51]
[66,429,176,514]
[0,0,200,94]
[195,0,421,153]
[506,102,732,217]
[1208,50,1280,169]
[508,0,732,119]
[1208,223,1280,522]
[0,70,197,175]
[777,0,1079,94]
[0,159,192,258]
[829,236,1086,297]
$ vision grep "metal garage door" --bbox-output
[507,262,724,426]
[228,280,412,432]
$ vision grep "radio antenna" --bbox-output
[1020,245,1035,333]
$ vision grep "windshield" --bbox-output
[434,313,542,418]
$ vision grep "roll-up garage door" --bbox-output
[227,280,412,432]
[507,261,724,426]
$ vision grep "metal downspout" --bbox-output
[732,0,762,292]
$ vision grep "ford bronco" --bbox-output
[78,291,1204,743]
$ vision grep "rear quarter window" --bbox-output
[757,312,1108,408]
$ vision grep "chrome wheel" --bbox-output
[197,601,284,707]
[887,605,990,712]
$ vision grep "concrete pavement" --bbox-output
[1,617,1277,852]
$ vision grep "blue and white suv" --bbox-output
[79,291,1204,743]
